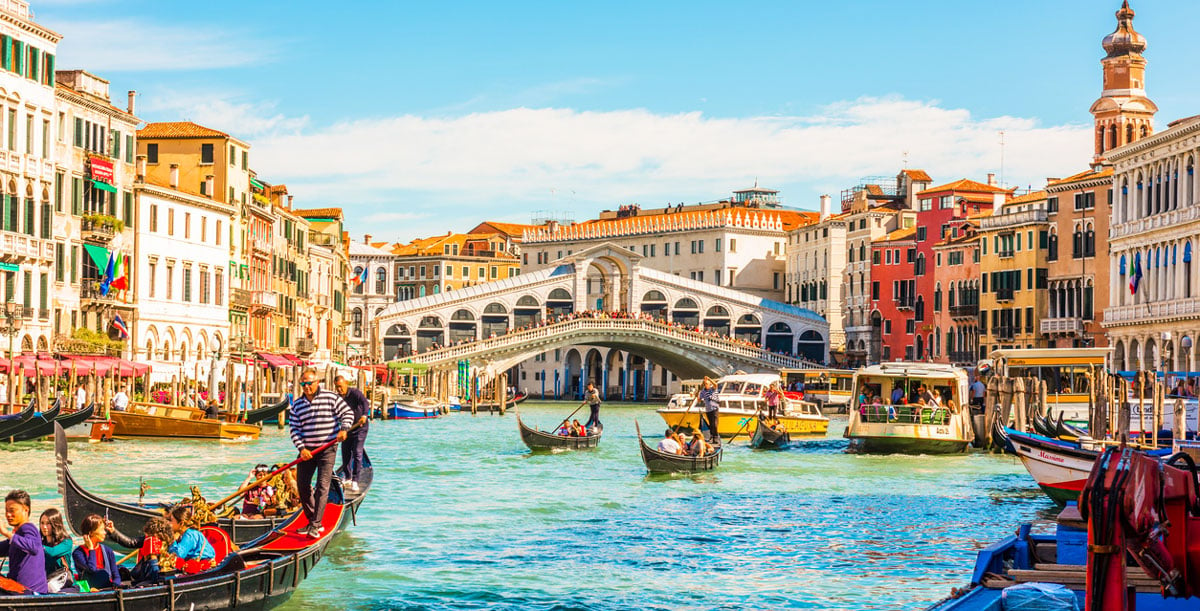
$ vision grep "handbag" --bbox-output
[46,566,74,593]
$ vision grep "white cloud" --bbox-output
[51,19,270,71]
[242,96,1091,241]
[139,91,309,139]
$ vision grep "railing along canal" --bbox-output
[400,318,821,370]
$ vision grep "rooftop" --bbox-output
[874,226,916,243]
[918,178,1013,197]
[293,208,344,220]
[138,121,231,140]
[901,169,933,182]
[1046,167,1114,187]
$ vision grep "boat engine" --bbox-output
[1080,446,1200,610]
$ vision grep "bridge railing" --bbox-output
[398,317,822,370]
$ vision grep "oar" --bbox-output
[555,402,587,432]
[209,421,364,513]
[726,404,760,443]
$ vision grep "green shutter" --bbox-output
[1,36,9,71]
[125,135,133,163]
[28,47,37,81]
[70,246,78,284]
[73,117,82,147]
[45,53,53,85]
[0,194,9,232]
[123,191,132,224]
[71,176,82,216]
[40,201,50,238]
[55,243,64,282]
[14,40,24,76]
[112,130,120,159]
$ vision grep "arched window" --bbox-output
[642,290,666,302]
[375,267,387,294]
[547,288,572,301]
[933,283,942,312]
[1109,125,1117,149]
[1140,124,1149,138]
[1084,223,1095,257]
[1126,123,1134,144]
[352,308,363,337]
[1186,242,1194,298]
[1047,227,1058,261]
[352,266,364,294]
[1072,226,1083,258]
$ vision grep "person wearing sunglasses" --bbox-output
[289,370,353,538]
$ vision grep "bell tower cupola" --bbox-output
[1090,1,1157,163]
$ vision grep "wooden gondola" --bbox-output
[516,408,601,451]
[242,395,291,425]
[990,417,1014,454]
[8,402,92,442]
[749,416,791,450]
[56,423,374,547]
[635,420,722,474]
[5,443,355,609]
[1,399,59,439]
[0,398,38,438]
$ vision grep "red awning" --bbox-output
[60,355,151,376]
[280,354,310,366]
[256,352,292,369]
[0,355,67,376]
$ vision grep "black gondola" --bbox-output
[5,400,86,442]
[6,429,354,609]
[991,417,1014,454]
[243,395,291,425]
[0,397,38,438]
[1053,412,1089,439]
[2,398,59,439]
[516,409,600,451]
[635,420,722,473]
[57,423,373,547]
[749,416,790,450]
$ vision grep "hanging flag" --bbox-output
[110,314,129,339]
[1129,252,1142,295]
[99,252,115,296]
[110,253,129,291]
[351,266,368,286]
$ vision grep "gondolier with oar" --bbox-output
[290,369,353,538]
[583,382,602,433]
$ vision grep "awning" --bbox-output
[90,179,118,194]
[255,352,293,369]
[280,354,310,366]
[83,243,110,269]
[387,361,429,374]
[60,355,151,376]
[249,178,266,191]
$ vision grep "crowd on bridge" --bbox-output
[413,309,801,359]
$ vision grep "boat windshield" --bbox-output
[718,381,744,394]
[1005,364,1091,395]
[743,383,764,396]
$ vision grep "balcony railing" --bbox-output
[1040,318,1084,335]
[251,237,272,254]
[37,308,48,321]
[250,291,277,312]
[81,218,116,242]
[949,303,978,318]
[998,249,1015,259]
[995,288,1014,301]
[1104,296,1200,326]
[948,351,976,365]
[0,232,50,262]
[297,337,316,354]
[230,287,251,311]
[81,283,117,303]
[896,297,915,310]
[992,326,1015,341]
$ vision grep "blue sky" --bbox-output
[35,0,1200,242]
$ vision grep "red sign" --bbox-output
[89,156,114,182]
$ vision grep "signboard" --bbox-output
[89,156,114,183]
[0,262,17,272]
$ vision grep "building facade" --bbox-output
[868,227,916,362]
[295,208,349,363]
[348,235,396,363]
[1044,169,1112,348]
[786,194,847,361]
[393,232,521,301]
[930,220,981,365]
[978,191,1050,353]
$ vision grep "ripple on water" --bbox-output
[0,403,1052,610]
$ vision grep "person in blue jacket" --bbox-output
[0,489,48,594]
[73,514,120,589]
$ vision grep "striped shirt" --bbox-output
[289,390,354,450]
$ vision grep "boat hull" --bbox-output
[517,412,600,451]
[8,404,93,442]
[1007,430,1096,506]
[242,396,290,425]
[385,403,441,419]
[108,404,262,440]
[636,421,721,473]
[750,420,790,450]
[657,409,827,437]
[846,435,970,454]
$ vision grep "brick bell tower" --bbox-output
[1090,1,1158,163]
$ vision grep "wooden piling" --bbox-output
[1152,377,1163,449]
[1173,398,1186,442]
[498,373,508,415]
[470,374,479,415]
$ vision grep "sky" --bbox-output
[32,0,1200,243]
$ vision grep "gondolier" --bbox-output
[697,377,719,443]
[583,382,602,432]
[289,369,353,538]
[334,375,370,491]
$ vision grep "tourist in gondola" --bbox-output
[334,375,370,492]
[73,513,121,589]
[38,508,74,592]
[685,431,709,457]
[111,383,129,412]
[290,369,353,539]
[556,421,571,436]
[570,419,586,436]
[239,464,275,519]
[697,377,719,443]
[0,490,48,594]
[583,382,602,432]
[657,429,683,455]
[167,505,216,574]
[105,516,175,585]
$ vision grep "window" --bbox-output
[229,145,236,165]
[54,242,64,282]
[1047,196,1058,213]
[729,239,736,253]
[940,195,953,209]
[166,264,174,300]
[149,205,158,232]
[242,151,248,170]
[184,212,191,239]
[200,143,214,164]
[916,226,926,241]
[168,209,175,236]
[216,220,222,246]
[41,119,48,159]
[871,281,879,300]
[215,269,224,305]
[885,250,892,265]
[199,268,209,304]
[872,250,880,265]
[148,261,156,298]
[905,320,915,334]
[773,272,779,290]
[715,238,721,252]
[147,143,158,163]
[919,198,932,212]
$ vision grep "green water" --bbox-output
[0,402,1050,610]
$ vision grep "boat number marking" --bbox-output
[935,427,949,435]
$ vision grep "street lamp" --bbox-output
[2,302,23,413]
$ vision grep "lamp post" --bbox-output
[2,302,23,413]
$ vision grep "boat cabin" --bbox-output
[983,348,1110,395]
[781,368,854,405]
[852,362,968,425]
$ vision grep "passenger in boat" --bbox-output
[265,464,300,516]
[239,464,275,519]
[697,377,720,443]
[105,517,174,585]
[334,375,371,492]
[38,508,74,591]
[166,505,215,574]
[918,385,939,406]
[110,383,130,412]
[686,431,709,457]
[969,377,986,408]
[570,419,586,436]
[556,422,571,436]
[657,429,683,454]
[73,513,120,589]
[890,385,905,405]
[0,490,48,594]
[290,369,354,539]
[204,399,221,420]
[763,383,783,419]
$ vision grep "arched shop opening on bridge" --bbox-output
[514,295,542,327]
[417,315,445,351]
[382,324,411,361]
[482,303,509,337]
[546,288,574,317]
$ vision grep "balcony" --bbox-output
[251,237,272,255]
[81,216,118,243]
[297,337,316,355]
[998,249,1015,259]
[81,283,117,305]
[230,287,251,311]
[0,232,50,263]
[1040,318,1084,335]
[896,296,915,311]
[1111,205,1200,240]
[37,308,48,321]
[250,291,277,313]
[995,288,1014,302]
[949,303,979,318]
[948,351,976,365]
[1105,296,1200,327]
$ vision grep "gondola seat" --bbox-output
[201,526,235,564]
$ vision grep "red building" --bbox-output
[870,226,916,361]
[912,178,1009,358]
[930,219,983,365]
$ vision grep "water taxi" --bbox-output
[656,373,829,438]
[781,368,854,413]
[844,362,974,454]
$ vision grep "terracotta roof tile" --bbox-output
[1047,167,1114,187]
[918,178,1013,196]
[901,169,933,182]
[138,121,229,139]
[1004,190,1048,205]
[293,208,343,219]
[874,227,916,243]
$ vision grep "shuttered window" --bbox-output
[71,176,82,216]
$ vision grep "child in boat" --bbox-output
[167,505,216,574]
[570,419,586,436]
[38,508,75,592]
[73,513,120,589]
[108,515,175,585]
[239,464,275,519]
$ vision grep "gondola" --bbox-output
[516,408,601,451]
[8,402,91,442]
[0,398,59,440]
[635,420,722,474]
[385,400,442,419]
[990,417,1014,454]
[242,394,291,425]
[749,416,790,450]
[0,397,38,438]
[56,423,374,547]
[4,444,353,609]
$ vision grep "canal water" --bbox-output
[0,402,1051,610]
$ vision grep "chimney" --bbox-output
[287,195,294,210]
[136,155,146,182]
[204,175,214,198]
[819,194,831,221]
[987,173,997,186]
[126,90,136,115]
[364,234,372,244]
[169,164,179,189]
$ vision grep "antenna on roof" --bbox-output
[998,130,1006,188]
[902,150,909,168]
